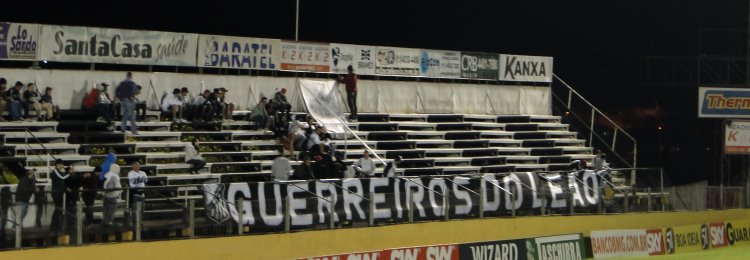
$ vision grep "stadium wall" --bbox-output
[0,68,551,115]
[3,209,748,259]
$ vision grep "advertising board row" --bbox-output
[0,22,552,82]
[300,233,585,260]
[590,219,750,258]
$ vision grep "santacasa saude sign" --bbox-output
[40,25,197,66]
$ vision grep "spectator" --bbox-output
[22,83,42,120]
[82,84,100,110]
[180,87,193,121]
[99,151,117,182]
[384,156,402,178]
[291,155,315,180]
[0,78,8,121]
[50,159,70,233]
[217,88,234,121]
[162,88,185,123]
[207,89,222,122]
[134,85,147,122]
[7,81,24,121]
[271,148,292,181]
[354,150,376,177]
[81,167,100,225]
[192,89,212,122]
[102,164,122,227]
[337,65,358,121]
[39,87,58,121]
[94,83,114,123]
[116,72,139,133]
[306,125,328,155]
[185,138,206,174]
[249,97,269,130]
[274,113,290,139]
[286,116,307,157]
[65,165,83,228]
[15,169,37,224]
[330,151,348,179]
[127,161,147,227]
[272,88,291,114]
[594,150,609,171]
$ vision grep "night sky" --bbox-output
[4,0,749,185]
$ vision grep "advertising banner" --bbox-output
[708,222,729,248]
[330,43,376,75]
[420,49,461,78]
[698,87,750,118]
[531,234,586,260]
[590,230,649,258]
[197,34,279,70]
[280,41,330,72]
[0,22,39,60]
[380,244,459,260]
[40,25,197,66]
[458,238,530,260]
[724,120,750,154]
[375,46,420,76]
[299,250,381,260]
[663,224,708,254]
[200,173,601,229]
[460,52,499,80]
[725,219,750,246]
[499,54,553,83]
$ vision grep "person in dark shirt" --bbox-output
[0,78,7,121]
[291,155,315,180]
[40,86,57,120]
[22,83,42,120]
[337,65,358,121]
[81,166,101,225]
[50,159,70,233]
[15,169,37,224]
[272,88,291,115]
[7,81,23,121]
[116,72,139,134]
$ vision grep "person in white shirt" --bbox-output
[185,138,206,174]
[355,150,376,177]
[127,161,148,226]
[271,149,292,181]
[162,88,185,123]
[384,156,402,177]
[307,125,327,155]
[103,164,123,227]
[286,116,308,157]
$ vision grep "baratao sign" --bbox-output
[330,43,376,75]
[198,35,279,70]
[280,41,330,72]
[499,54,552,83]
[0,23,39,60]
[40,25,197,66]
[698,87,750,118]
[724,120,750,154]
[201,172,601,230]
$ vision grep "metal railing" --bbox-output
[552,74,638,183]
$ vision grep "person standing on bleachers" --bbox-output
[185,138,206,174]
[7,81,24,121]
[127,161,148,227]
[102,164,122,227]
[14,169,37,225]
[272,148,292,181]
[337,65,358,121]
[354,150,376,178]
[116,72,139,133]
[0,78,8,122]
[50,159,70,233]
[81,166,100,225]
[40,87,58,121]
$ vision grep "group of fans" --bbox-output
[0,78,59,121]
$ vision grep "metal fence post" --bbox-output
[15,209,22,249]
[647,187,652,212]
[541,196,547,216]
[367,193,374,227]
[444,187,450,221]
[720,184,725,210]
[329,195,336,229]
[284,193,291,232]
[479,180,485,218]
[568,188,574,215]
[660,169,665,212]
[188,199,195,238]
[76,203,83,245]
[598,184,604,214]
[510,191,516,217]
[135,201,142,241]
[237,197,244,235]
[407,188,414,223]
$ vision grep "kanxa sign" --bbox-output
[202,171,601,228]
[499,54,553,83]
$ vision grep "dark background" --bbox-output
[4,0,749,185]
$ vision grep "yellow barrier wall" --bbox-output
[3,209,749,260]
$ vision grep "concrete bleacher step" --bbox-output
[356,113,389,122]
[463,115,497,123]
[367,131,407,141]
[496,115,532,123]
[453,140,489,149]
[114,121,172,132]
[496,147,532,155]
[504,123,539,132]
[441,166,481,174]
[181,131,232,142]
[356,122,399,132]
[130,131,181,141]
[444,131,481,140]
[508,164,548,172]
[388,114,427,122]
[399,158,435,168]
[488,139,523,148]
[24,154,90,166]
[538,123,569,131]
[480,131,514,140]
[480,165,516,173]
[539,155,572,164]
[461,148,499,157]
[403,167,443,176]
[511,131,548,140]
[433,157,472,167]
[522,140,556,148]
[217,172,271,183]
[385,149,425,159]
[470,122,504,131]
[530,148,564,156]
[396,122,436,131]
[561,146,593,154]
[414,139,454,149]
[423,148,463,157]
[230,131,276,141]
[343,149,387,160]
[505,155,540,164]
[544,131,578,139]
[529,115,561,123]
[436,123,473,131]
[552,139,586,147]
[3,131,68,144]
[14,143,80,155]
[374,140,416,150]
[135,141,188,152]
[470,156,507,166]
[427,114,463,123]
